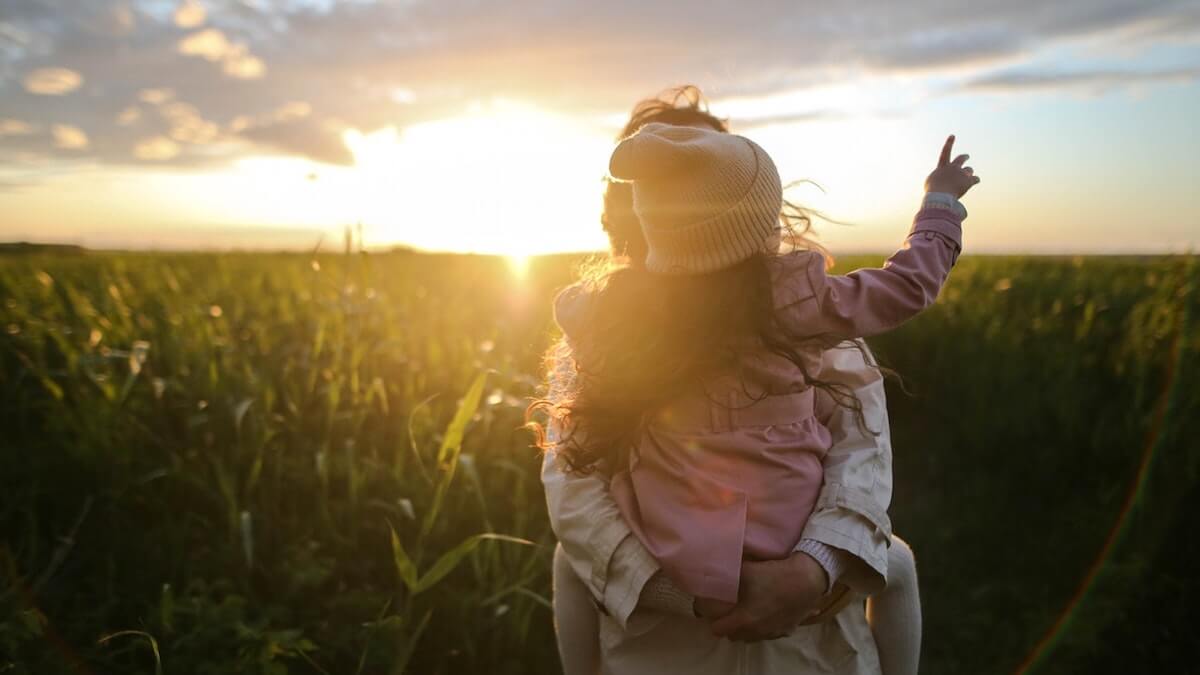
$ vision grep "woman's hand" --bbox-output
[706,552,829,642]
[925,134,981,198]
[694,597,737,620]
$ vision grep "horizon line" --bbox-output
[2,240,1196,258]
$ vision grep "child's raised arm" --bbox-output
[775,135,980,340]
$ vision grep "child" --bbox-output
[544,123,978,674]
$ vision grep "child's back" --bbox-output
[553,122,974,606]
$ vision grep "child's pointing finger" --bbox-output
[938,135,955,167]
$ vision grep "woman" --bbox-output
[540,87,919,674]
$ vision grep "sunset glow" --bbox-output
[337,101,613,255]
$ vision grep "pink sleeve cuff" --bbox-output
[911,211,963,250]
[795,538,852,594]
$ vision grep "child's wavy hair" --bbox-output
[527,85,865,475]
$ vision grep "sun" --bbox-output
[340,100,613,256]
[505,253,532,279]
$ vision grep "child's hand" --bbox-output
[925,134,981,198]
[693,596,737,619]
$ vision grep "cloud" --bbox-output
[1,0,1196,172]
[158,101,219,144]
[176,28,229,61]
[134,136,181,161]
[22,67,83,95]
[737,109,861,130]
[855,26,1026,72]
[0,119,35,137]
[106,3,137,36]
[173,0,206,29]
[116,107,141,126]
[238,117,354,166]
[273,101,312,122]
[177,28,265,80]
[52,124,89,149]
[139,88,174,105]
[221,52,265,79]
[964,66,1200,93]
[228,115,252,132]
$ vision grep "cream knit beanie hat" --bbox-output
[608,122,782,275]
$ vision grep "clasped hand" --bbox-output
[693,552,830,643]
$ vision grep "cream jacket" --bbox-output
[542,340,894,674]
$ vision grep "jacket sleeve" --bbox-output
[540,340,661,629]
[777,204,963,340]
[798,340,894,594]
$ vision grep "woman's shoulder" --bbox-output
[553,281,597,341]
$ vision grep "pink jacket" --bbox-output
[556,205,963,603]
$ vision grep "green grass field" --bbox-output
[1,251,1197,674]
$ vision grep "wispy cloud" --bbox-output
[964,65,1200,94]
[737,109,860,130]
[239,117,355,165]
[133,135,180,161]
[0,119,35,136]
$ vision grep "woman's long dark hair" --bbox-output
[527,86,867,475]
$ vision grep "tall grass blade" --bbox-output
[419,371,487,542]
[389,523,418,592]
[413,533,533,595]
[97,630,164,675]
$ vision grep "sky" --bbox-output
[1,0,1198,256]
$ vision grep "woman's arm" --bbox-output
[542,452,662,629]
[797,339,894,594]
[541,340,663,629]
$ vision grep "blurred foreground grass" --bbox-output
[1,251,1197,674]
